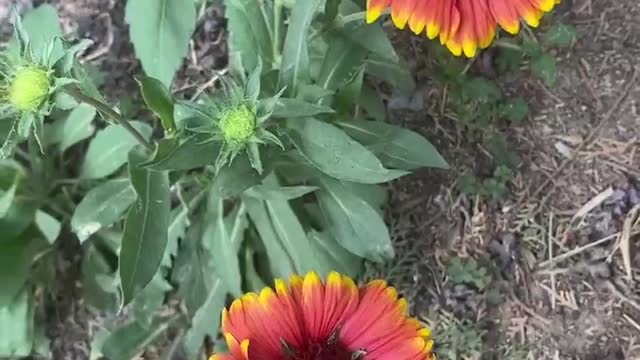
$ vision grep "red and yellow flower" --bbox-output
[366,0,561,57]
[210,271,435,360]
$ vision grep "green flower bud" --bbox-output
[219,103,256,145]
[9,66,51,112]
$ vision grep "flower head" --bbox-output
[366,0,560,57]
[8,66,51,112]
[210,271,435,360]
[219,103,257,145]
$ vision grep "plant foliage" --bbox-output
[0,1,446,358]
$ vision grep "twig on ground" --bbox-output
[624,314,640,333]
[619,205,640,281]
[548,211,556,309]
[605,280,640,312]
[571,186,614,222]
[509,290,551,326]
[537,231,631,267]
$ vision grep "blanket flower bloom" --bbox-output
[210,271,435,360]
[366,0,561,57]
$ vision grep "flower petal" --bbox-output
[446,0,496,57]
[209,354,237,360]
[391,0,420,29]
[317,272,359,339]
[368,0,558,57]
[339,281,421,356]
[366,0,391,23]
[215,272,434,360]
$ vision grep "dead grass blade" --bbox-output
[620,204,640,281]
[571,186,613,222]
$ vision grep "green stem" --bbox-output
[493,40,522,51]
[66,87,154,151]
[522,24,539,44]
[340,11,366,24]
[273,0,283,63]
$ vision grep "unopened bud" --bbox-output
[9,66,50,112]
[219,103,256,145]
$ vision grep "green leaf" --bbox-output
[531,53,557,86]
[34,210,60,244]
[499,98,529,122]
[12,4,63,65]
[125,0,197,88]
[163,189,207,270]
[288,118,409,183]
[71,179,137,243]
[245,185,317,200]
[171,220,211,314]
[0,180,18,219]
[0,198,36,242]
[337,0,398,62]
[144,135,221,171]
[101,317,178,360]
[55,39,93,76]
[279,0,322,94]
[271,98,336,118]
[357,85,386,121]
[365,56,416,94]
[211,155,262,198]
[0,287,34,357]
[462,77,502,102]
[496,46,524,73]
[119,148,171,307]
[314,176,393,262]
[138,76,176,132]
[338,119,448,170]
[243,196,296,279]
[324,0,341,25]
[203,195,243,297]
[0,234,48,306]
[225,0,274,71]
[131,273,172,328]
[316,34,367,91]
[258,176,333,275]
[247,142,263,174]
[82,244,118,312]
[543,24,576,48]
[182,278,226,358]
[80,121,153,179]
[60,103,96,152]
[243,247,267,292]
[307,230,361,278]
[335,67,364,114]
[245,59,263,102]
[264,202,321,274]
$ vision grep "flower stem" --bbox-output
[340,11,366,24]
[273,0,283,64]
[65,87,154,151]
[493,40,522,51]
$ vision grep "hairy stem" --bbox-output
[65,87,154,151]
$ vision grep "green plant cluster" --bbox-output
[0,1,447,358]
[446,258,492,290]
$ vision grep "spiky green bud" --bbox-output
[219,103,256,145]
[9,66,50,112]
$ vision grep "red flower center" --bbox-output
[282,332,363,360]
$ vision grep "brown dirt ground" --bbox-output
[2,0,639,359]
